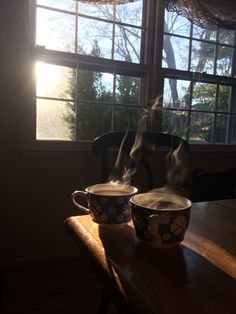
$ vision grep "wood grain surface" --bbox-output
[65,199,236,314]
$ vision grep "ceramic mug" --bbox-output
[130,192,192,247]
[71,183,138,226]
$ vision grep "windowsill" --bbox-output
[189,144,236,152]
[21,140,236,155]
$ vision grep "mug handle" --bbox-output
[148,214,161,238]
[71,191,90,214]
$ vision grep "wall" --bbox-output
[1,0,236,267]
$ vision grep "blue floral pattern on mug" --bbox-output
[90,194,135,225]
[131,193,192,247]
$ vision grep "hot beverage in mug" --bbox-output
[71,183,138,226]
[130,192,192,247]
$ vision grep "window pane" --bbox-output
[164,10,190,37]
[78,70,113,101]
[215,114,229,143]
[192,83,216,111]
[78,17,112,58]
[229,115,236,143]
[218,85,231,112]
[114,106,139,131]
[36,62,75,99]
[36,99,74,140]
[163,79,190,109]
[162,35,189,70]
[114,26,141,63]
[37,0,76,12]
[216,46,233,76]
[162,110,188,139]
[191,41,215,74]
[77,103,112,140]
[189,112,214,143]
[36,8,75,52]
[115,75,141,104]
[78,2,113,20]
[192,26,216,41]
[116,0,143,26]
[218,30,235,45]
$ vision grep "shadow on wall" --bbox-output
[190,168,236,202]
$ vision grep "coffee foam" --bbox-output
[88,183,137,195]
[131,192,191,211]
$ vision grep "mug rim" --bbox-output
[86,183,138,196]
[130,192,192,211]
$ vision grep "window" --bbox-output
[31,0,236,148]
[162,9,236,144]
[33,0,149,145]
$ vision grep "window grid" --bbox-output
[162,7,236,145]
[34,0,149,143]
[31,0,236,147]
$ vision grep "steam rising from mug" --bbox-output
[106,97,189,199]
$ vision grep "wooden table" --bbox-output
[65,199,236,314]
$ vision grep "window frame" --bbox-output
[27,0,157,151]
[26,0,236,151]
[151,1,236,149]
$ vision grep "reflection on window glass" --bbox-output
[114,26,141,63]
[191,41,215,74]
[162,110,188,139]
[78,70,113,102]
[37,0,76,12]
[36,8,75,52]
[163,35,189,70]
[78,17,112,58]
[115,75,140,104]
[192,83,216,111]
[36,99,74,141]
[36,62,75,99]
[77,103,112,140]
[114,106,138,131]
[164,10,190,36]
[215,114,229,143]
[163,79,190,109]
[218,85,231,112]
[116,0,143,26]
[190,112,214,143]
[216,46,233,76]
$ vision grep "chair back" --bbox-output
[92,131,189,192]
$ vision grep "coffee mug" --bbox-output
[130,192,192,247]
[71,183,138,226]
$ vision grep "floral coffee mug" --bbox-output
[130,192,192,247]
[71,183,138,226]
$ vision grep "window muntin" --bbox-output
[34,0,147,143]
[32,1,236,147]
[37,0,76,12]
[35,61,143,141]
[36,7,76,53]
[163,77,236,144]
[162,8,236,145]
[36,0,143,62]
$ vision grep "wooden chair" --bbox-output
[91,131,189,312]
[92,131,189,192]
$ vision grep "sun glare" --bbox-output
[36,62,61,96]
